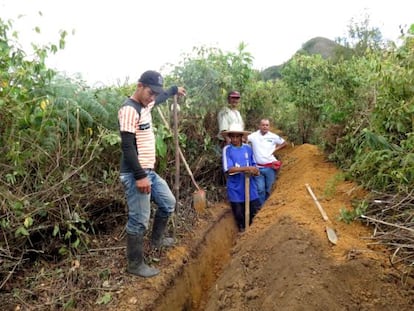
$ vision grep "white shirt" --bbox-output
[247,130,285,164]
[217,107,244,140]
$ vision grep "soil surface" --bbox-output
[3,143,413,310]
[203,143,414,311]
[112,143,414,311]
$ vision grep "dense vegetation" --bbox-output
[0,14,413,308]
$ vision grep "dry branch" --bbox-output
[361,190,414,273]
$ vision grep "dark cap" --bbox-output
[228,90,241,98]
[138,70,164,94]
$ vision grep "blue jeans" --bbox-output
[254,167,277,206]
[120,170,176,235]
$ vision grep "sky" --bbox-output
[1,0,413,87]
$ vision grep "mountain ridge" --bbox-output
[261,36,351,80]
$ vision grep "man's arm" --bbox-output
[227,166,259,175]
[120,131,147,180]
[275,141,287,151]
[155,86,186,105]
[274,139,287,152]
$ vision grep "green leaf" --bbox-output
[71,238,80,248]
[24,216,33,228]
[15,226,29,237]
[155,136,167,158]
[409,24,414,35]
[58,246,68,255]
[1,219,10,229]
[96,293,112,305]
[53,224,60,236]
[63,298,76,309]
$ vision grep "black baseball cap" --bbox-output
[138,70,164,94]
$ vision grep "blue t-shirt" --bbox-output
[222,143,259,203]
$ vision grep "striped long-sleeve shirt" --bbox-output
[118,86,177,180]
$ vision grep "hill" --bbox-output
[261,36,352,80]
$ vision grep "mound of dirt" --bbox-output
[5,143,412,310]
[203,143,414,310]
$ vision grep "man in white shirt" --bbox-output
[247,118,287,206]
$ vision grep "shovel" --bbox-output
[245,172,251,230]
[156,99,207,213]
[305,183,338,245]
[173,97,180,204]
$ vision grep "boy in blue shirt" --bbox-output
[222,124,261,232]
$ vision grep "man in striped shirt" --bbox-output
[118,70,186,278]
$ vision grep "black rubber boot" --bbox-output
[151,216,175,249]
[126,234,159,278]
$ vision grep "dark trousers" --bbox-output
[230,199,261,231]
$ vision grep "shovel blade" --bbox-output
[326,226,338,245]
[193,189,207,213]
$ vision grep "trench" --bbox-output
[152,208,238,311]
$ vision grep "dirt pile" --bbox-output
[4,143,412,310]
[203,143,414,310]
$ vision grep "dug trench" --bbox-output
[112,143,414,311]
[112,203,238,311]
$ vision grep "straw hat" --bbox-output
[222,124,250,138]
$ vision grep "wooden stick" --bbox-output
[88,246,126,252]
[173,95,180,205]
[157,106,201,191]
[305,183,329,221]
[245,173,250,230]
[0,253,23,290]
[361,215,414,234]
[305,183,338,245]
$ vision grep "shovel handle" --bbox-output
[305,183,329,221]
[157,106,201,191]
[173,96,180,201]
[178,148,201,191]
[245,173,250,229]
[305,183,338,245]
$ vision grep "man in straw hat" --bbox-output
[222,124,261,232]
